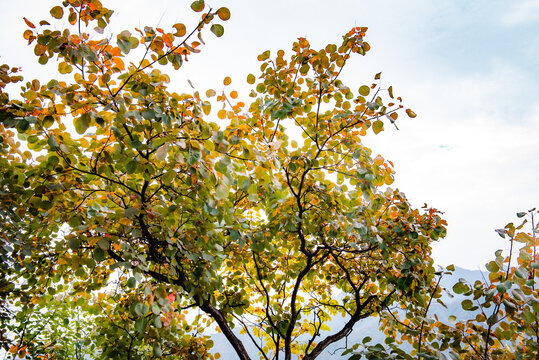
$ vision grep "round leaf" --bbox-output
[217,7,231,21]
[359,85,370,96]
[50,6,64,19]
[211,24,224,38]
[173,23,186,37]
[191,0,204,12]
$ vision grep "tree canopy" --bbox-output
[0,1,450,359]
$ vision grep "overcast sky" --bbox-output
[1,0,538,270]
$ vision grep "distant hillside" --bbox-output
[209,266,485,360]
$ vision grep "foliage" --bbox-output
[353,210,539,360]
[0,1,445,359]
[433,209,539,359]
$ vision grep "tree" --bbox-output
[433,209,539,359]
[0,1,447,359]
[356,210,539,360]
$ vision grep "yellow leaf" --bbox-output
[217,109,226,120]
[173,23,186,37]
[217,7,230,21]
[372,120,384,134]
[202,101,211,115]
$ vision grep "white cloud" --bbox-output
[364,57,539,269]
[502,0,539,26]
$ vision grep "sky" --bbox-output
[1,0,538,270]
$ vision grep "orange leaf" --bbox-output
[173,23,186,37]
[113,57,125,70]
[223,76,231,86]
[23,30,33,40]
[230,90,238,99]
[162,34,173,48]
[406,109,417,118]
[23,17,36,29]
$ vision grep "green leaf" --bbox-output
[74,113,91,134]
[211,24,224,37]
[512,288,526,301]
[191,0,204,12]
[372,120,384,134]
[79,44,97,62]
[359,85,370,96]
[93,247,105,262]
[452,281,468,294]
[461,299,474,310]
[154,315,163,328]
[229,229,240,240]
[17,119,30,132]
[487,313,498,326]
[68,238,81,250]
[486,261,499,273]
[126,160,137,174]
[124,208,138,218]
[117,38,131,54]
[494,229,506,238]
[517,212,527,218]
[215,184,229,200]
[153,344,163,357]
[127,277,136,288]
[43,115,55,128]
[135,317,146,333]
[514,267,528,279]
[215,158,230,174]
[188,149,201,165]
[50,6,64,19]
[47,135,59,148]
